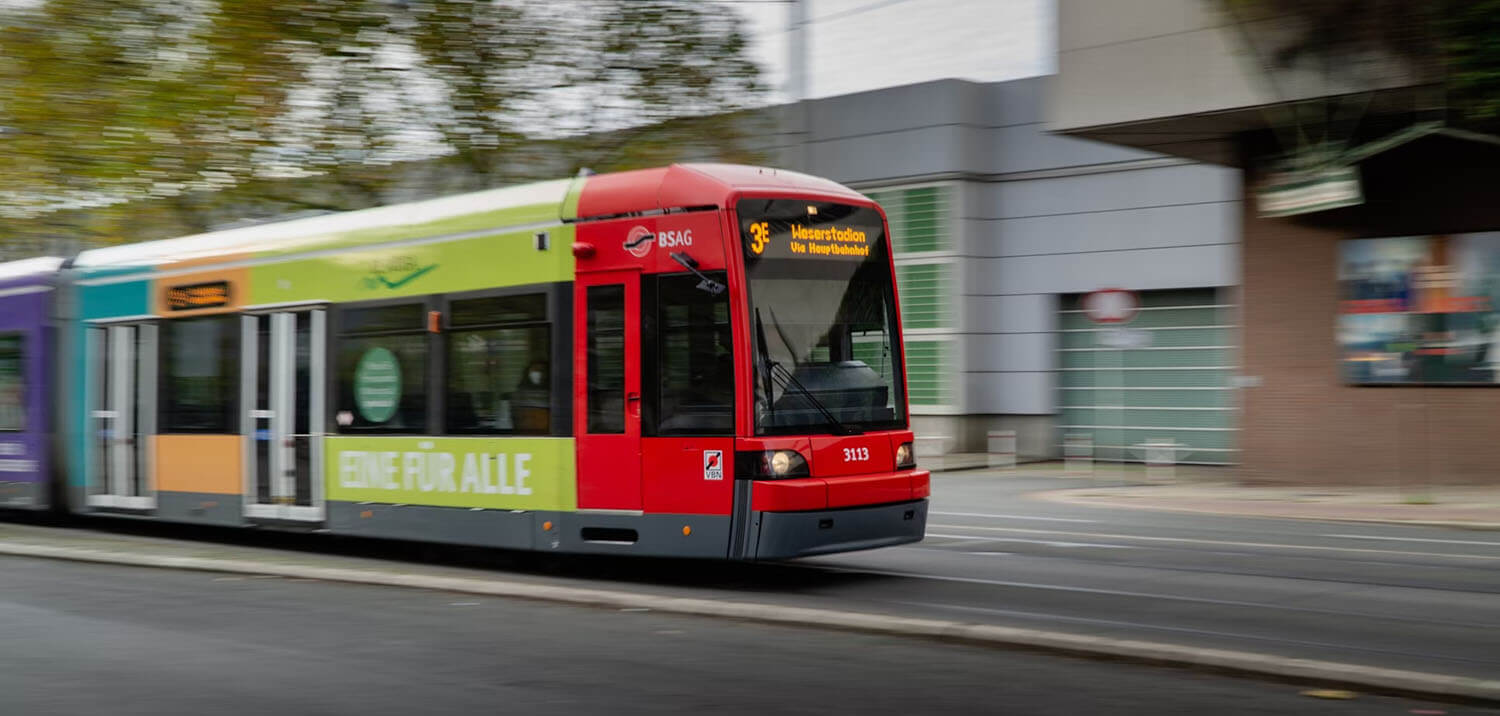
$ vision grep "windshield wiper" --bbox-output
[757,308,861,436]
[754,308,777,424]
[669,251,725,295]
[768,361,861,436]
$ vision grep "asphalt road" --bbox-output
[397,470,1496,682]
[797,472,1500,681]
[1,556,1491,716]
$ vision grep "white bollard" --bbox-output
[1143,439,1178,483]
[1063,433,1093,476]
[987,430,1017,471]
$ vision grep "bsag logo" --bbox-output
[658,229,693,249]
[623,226,655,258]
[622,226,693,258]
[702,450,724,481]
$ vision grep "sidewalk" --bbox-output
[936,458,1500,529]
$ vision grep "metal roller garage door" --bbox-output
[1057,289,1237,465]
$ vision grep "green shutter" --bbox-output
[865,184,957,411]
[895,263,950,330]
[1056,289,1236,464]
[867,185,950,254]
[905,339,952,406]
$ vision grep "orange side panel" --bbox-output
[154,435,242,495]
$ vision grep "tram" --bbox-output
[0,163,929,559]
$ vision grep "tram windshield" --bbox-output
[738,198,907,435]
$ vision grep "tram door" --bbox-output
[243,310,326,521]
[87,323,157,509]
[575,271,643,510]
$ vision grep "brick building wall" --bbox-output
[1238,137,1500,486]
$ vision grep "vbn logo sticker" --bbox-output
[702,450,724,480]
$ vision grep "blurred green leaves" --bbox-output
[0,0,765,247]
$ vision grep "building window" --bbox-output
[866,185,951,254]
[446,294,552,435]
[336,304,428,433]
[159,317,238,433]
[645,272,733,436]
[867,183,958,410]
[0,333,23,432]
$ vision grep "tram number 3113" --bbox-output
[843,447,870,462]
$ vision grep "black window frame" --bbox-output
[0,331,25,433]
[156,315,241,434]
[331,296,441,436]
[642,270,736,437]
[441,283,570,437]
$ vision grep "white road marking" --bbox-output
[927,532,1134,550]
[811,565,1500,628]
[928,524,1500,561]
[1323,533,1500,547]
[930,511,1098,523]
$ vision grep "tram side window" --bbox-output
[645,272,733,436]
[446,294,552,435]
[336,304,428,434]
[586,285,626,434]
[159,317,238,433]
[0,333,23,431]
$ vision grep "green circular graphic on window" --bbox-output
[353,347,401,424]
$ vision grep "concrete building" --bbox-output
[754,77,1241,462]
[1052,0,1500,485]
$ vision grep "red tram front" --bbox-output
[568,164,929,559]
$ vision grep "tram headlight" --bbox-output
[896,442,915,469]
[760,449,809,478]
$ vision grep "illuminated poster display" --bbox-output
[1339,233,1500,384]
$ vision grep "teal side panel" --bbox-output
[70,275,152,489]
[79,276,150,320]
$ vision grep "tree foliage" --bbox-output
[0,0,766,250]
[1215,0,1500,129]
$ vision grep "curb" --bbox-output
[1033,490,1500,531]
[3,540,1498,705]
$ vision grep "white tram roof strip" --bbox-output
[0,256,64,282]
[75,217,561,287]
[72,178,573,271]
[0,285,52,299]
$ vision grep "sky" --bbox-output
[732,0,1055,103]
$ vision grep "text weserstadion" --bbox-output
[789,224,872,257]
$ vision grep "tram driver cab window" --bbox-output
[645,271,734,436]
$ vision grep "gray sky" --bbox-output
[734,0,1055,102]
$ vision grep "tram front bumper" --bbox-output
[751,498,928,560]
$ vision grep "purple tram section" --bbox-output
[0,258,60,509]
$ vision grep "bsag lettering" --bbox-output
[658,229,693,248]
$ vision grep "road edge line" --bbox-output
[1031,489,1500,531]
[3,539,1497,704]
